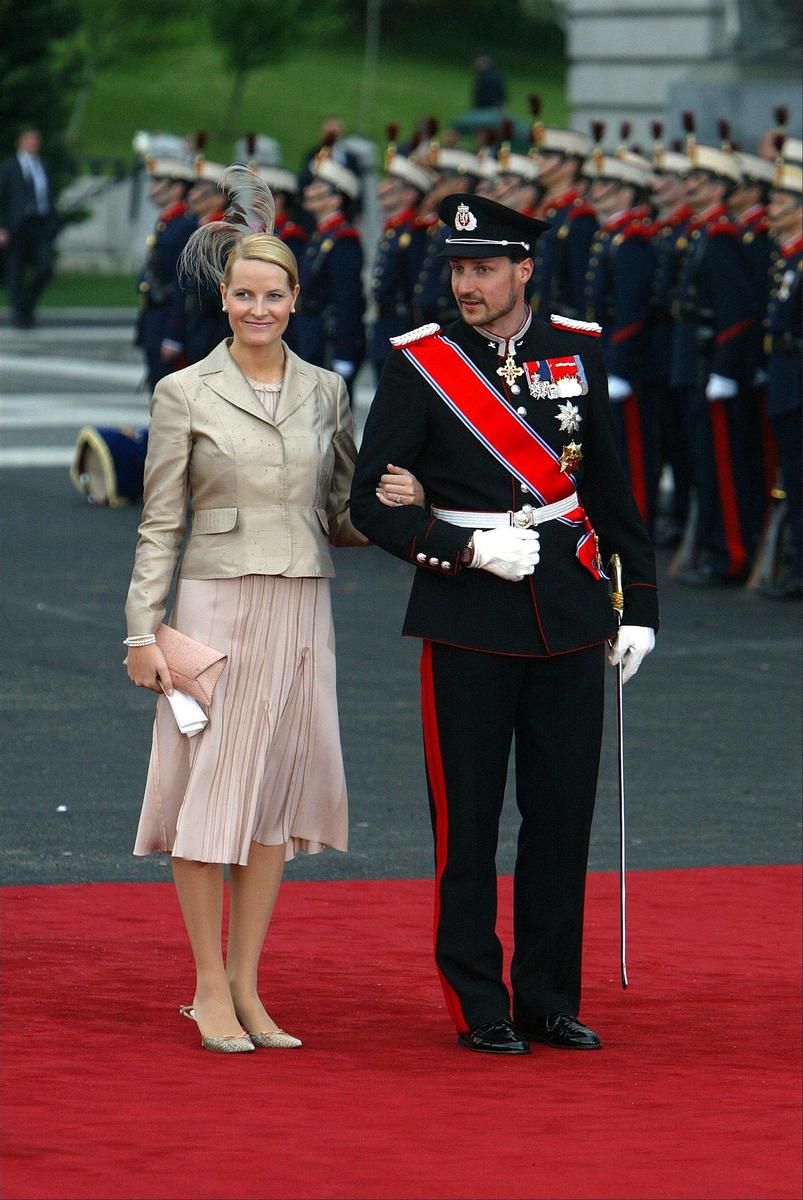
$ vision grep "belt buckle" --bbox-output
[511,505,534,529]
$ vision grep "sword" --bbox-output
[608,553,628,989]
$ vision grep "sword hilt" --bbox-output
[608,553,624,622]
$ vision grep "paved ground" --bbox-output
[1,311,800,886]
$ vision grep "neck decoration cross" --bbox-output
[497,355,524,388]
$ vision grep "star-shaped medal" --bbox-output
[555,401,581,434]
[559,441,583,473]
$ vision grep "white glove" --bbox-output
[332,359,356,379]
[607,374,632,402]
[469,526,540,582]
[608,625,655,684]
[164,688,208,737]
[705,373,738,401]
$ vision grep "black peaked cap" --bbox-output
[436,193,551,258]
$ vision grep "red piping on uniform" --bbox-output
[420,642,469,1034]
[708,400,747,576]
[623,393,649,522]
[611,320,645,345]
[715,317,753,345]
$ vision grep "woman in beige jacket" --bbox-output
[124,174,421,1053]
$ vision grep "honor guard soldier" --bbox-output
[671,116,764,585]
[528,94,597,320]
[411,122,482,327]
[583,133,658,530]
[370,127,433,380]
[761,150,803,598]
[255,165,308,353]
[294,141,365,395]
[646,126,693,545]
[351,194,658,1056]
[182,156,229,365]
[135,156,197,392]
[491,121,541,215]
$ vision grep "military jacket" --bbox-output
[765,236,803,419]
[669,204,757,388]
[412,221,460,327]
[530,189,598,320]
[295,212,365,366]
[738,204,773,372]
[371,207,428,366]
[135,201,196,353]
[647,204,692,382]
[583,209,655,384]
[351,313,658,656]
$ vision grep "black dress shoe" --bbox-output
[457,1018,531,1055]
[521,1013,602,1049]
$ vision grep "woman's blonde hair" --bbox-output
[178,165,300,291]
[223,233,298,289]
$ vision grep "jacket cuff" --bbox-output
[409,519,472,578]
[622,582,659,630]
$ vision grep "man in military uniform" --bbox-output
[135,157,197,391]
[351,195,657,1055]
[528,98,597,321]
[253,165,308,354]
[671,128,762,585]
[761,153,802,598]
[646,128,693,546]
[583,147,658,530]
[293,146,365,395]
[489,123,541,216]
[370,129,433,380]
[182,157,229,365]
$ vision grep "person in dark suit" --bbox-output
[351,195,658,1056]
[0,126,57,328]
[182,158,229,365]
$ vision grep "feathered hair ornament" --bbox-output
[178,164,276,290]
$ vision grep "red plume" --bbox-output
[244,132,256,156]
[774,105,788,127]
[773,131,786,155]
[195,129,208,151]
[500,118,513,142]
[409,131,422,152]
[682,112,695,134]
[528,93,542,117]
[717,119,731,143]
[385,123,399,142]
[590,120,605,144]
[651,120,664,140]
[619,121,631,142]
[424,116,439,138]
[322,130,337,148]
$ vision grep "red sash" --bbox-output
[400,332,604,579]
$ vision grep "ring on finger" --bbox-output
[395,494,404,505]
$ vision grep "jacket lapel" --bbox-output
[273,347,317,425]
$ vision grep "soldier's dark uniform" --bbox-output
[370,204,428,379]
[274,208,308,355]
[530,187,598,320]
[413,219,460,327]
[135,194,196,392]
[671,199,762,580]
[293,211,365,393]
[584,203,657,530]
[736,194,777,515]
[647,201,693,541]
[182,205,229,365]
[764,230,803,590]
[351,196,657,1042]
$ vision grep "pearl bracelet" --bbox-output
[123,635,156,647]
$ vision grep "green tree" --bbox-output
[208,0,344,136]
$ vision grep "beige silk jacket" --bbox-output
[125,339,367,636]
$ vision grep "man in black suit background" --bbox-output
[0,126,57,328]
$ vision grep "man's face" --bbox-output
[377,176,411,217]
[449,256,531,326]
[683,170,721,212]
[652,172,685,211]
[303,178,339,218]
[767,190,802,237]
[17,130,41,155]
[188,181,224,217]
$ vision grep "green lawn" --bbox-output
[41,273,137,307]
[78,37,567,169]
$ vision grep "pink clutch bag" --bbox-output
[155,624,227,707]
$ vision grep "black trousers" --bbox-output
[420,639,606,1033]
[5,216,54,323]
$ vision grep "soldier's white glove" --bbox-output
[608,625,655,683]
[607,374,632,402]
[705,373,738,401]
[469,527,540,582]
[332,359,356,379]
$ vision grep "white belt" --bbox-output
[432,492,579,530]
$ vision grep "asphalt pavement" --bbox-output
[1,311,800,886]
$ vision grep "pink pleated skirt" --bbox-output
[133,574,348,865]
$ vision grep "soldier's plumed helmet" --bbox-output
[436,193,550,258]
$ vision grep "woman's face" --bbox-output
[222,258,299,350]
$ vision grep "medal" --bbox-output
[560,441,583,473]
[555,401,582,434]
[497,355,524,392]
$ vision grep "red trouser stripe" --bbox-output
[708,399,747,576]
[623,392,649,523]
[419,642,469,1034]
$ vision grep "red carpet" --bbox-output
[2,866,801,1200]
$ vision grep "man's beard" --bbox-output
[458,284,518,327]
